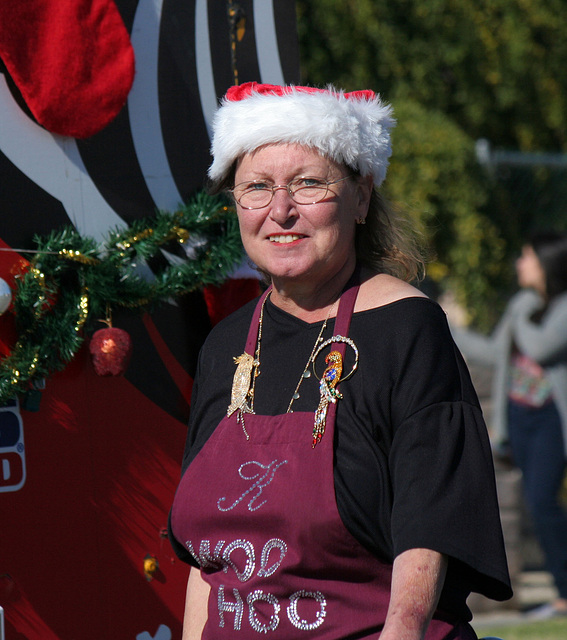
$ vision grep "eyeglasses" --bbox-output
[230,175,353,210]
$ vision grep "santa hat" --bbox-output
[208,82,395,187]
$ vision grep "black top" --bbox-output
[170,294,512,619]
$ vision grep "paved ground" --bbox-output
[464,362,559,632]
[471,570,557,630]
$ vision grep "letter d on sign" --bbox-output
[0,399,26,493]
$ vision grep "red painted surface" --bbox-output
[0,2,299,633]
[1,345,190,639]
[0,245,264,639]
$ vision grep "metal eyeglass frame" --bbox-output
[230,175,353,210]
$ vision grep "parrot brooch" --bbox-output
[312,350,343,448]
[227,352,257,419]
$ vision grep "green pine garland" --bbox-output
[0,192,245,404]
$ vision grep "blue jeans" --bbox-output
[508,400,567,598]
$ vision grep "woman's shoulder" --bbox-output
[354,271,428,313]
[202,294,259,349]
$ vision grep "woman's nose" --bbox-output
[269,186,297,223]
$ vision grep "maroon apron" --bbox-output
[171,282,477,639]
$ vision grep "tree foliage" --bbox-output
[297,0,567,150]
[386,99,509,327]
[296,0,567,327]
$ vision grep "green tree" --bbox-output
[296,0,567,326]
[297,0,567,151]
[386,99,509,328]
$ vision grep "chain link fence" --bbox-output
[476,139,567,249]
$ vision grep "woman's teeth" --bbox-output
[269,234,302,243]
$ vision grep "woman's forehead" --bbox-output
[235,143,344,173]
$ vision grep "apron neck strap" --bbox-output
[333,274,359,338]
[245,286,272,355]
[244,268,361,356]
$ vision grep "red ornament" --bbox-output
[89,326,132,376]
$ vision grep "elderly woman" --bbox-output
[169,82,511,639]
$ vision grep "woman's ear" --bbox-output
[355,175,374,220]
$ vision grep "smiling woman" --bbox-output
[231,143,368,302]
[169,82,512,640]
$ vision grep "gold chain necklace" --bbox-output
[228,292,337,439]
[285,297,338,413]
[253,292,337,413]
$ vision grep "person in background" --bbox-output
[452,231,567,620]
[169,82,512,639]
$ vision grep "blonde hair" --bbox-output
[356,190,426,283]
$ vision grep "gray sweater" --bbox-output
[452,289,567,456]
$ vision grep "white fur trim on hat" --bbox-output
[208,84,395,187]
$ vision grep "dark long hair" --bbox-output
[530,231,567,300]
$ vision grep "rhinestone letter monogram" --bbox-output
[217,459,288,512]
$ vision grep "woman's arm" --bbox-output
[449,290,537,367]
[380,548,448,640]
[182,567,210,640]
[450,325,499,365]
[513,295,567,365]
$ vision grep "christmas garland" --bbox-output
[0,191,244,404]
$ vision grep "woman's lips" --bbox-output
[268,234,305,244]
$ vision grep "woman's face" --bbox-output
[233,143,372,289]
[516,245,546,294]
